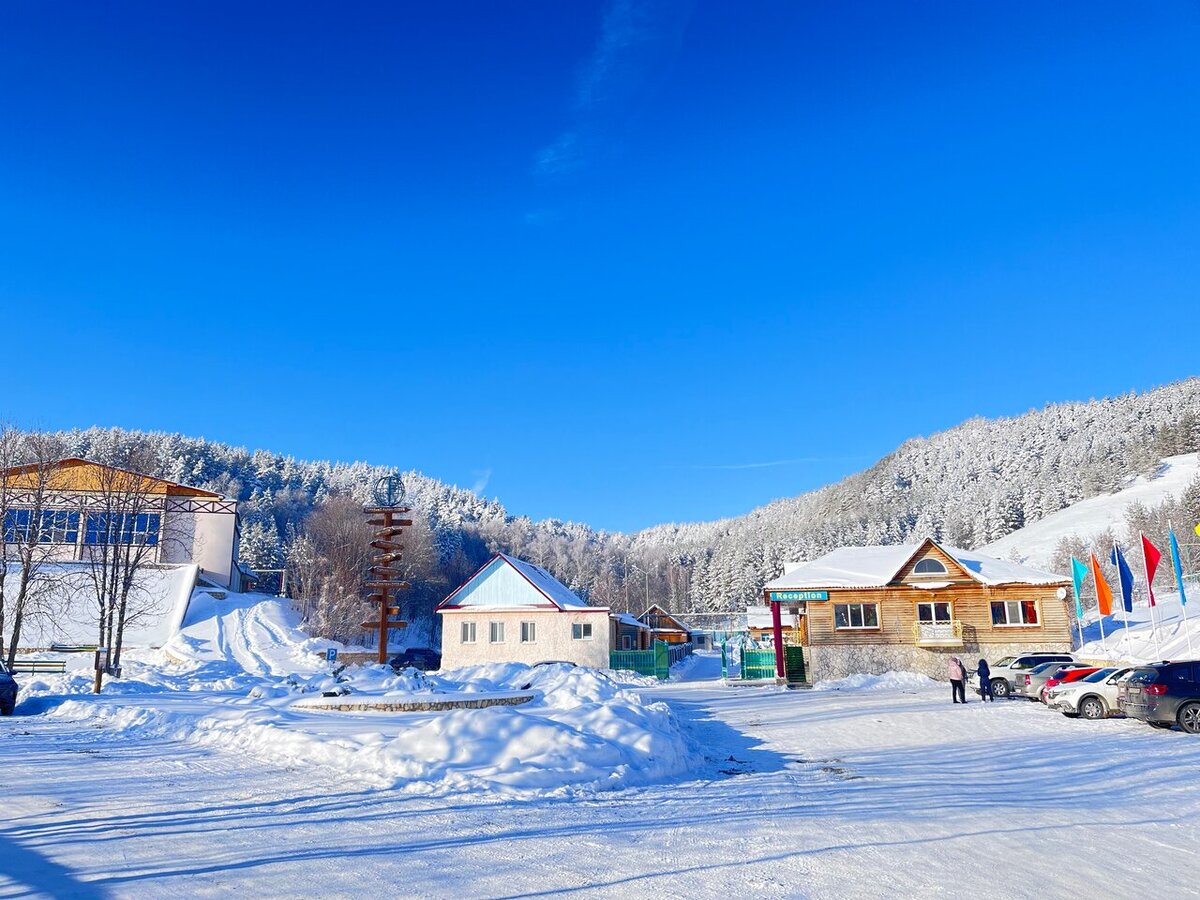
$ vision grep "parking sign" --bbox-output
[326,647,338,663]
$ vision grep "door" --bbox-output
[915,601,954,643]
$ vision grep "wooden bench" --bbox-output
[9,660,67,675]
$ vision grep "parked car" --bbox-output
[987,653,1075,698]
[1046,667,1133,719]
[1012,661,1088,701]
[1038,666,1102,702]
[0,661,17,715]
[1118,661,1200,733]
[387,648,442,672]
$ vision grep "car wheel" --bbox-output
[1061,712,1079,718]
[991,679,1010,699]
[0,702,12,717]
[1178,702,1200,735]
[1079,696,1106,720]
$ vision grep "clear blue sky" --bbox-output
[3,2,1199,531]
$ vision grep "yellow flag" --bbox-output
[1195,522,1200,537]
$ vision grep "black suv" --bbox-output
[1119,661,1200,733]
[387,648,442,672]
[0,661,18,716]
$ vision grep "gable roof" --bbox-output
[439,553,604,611]
[639,603,691,631]
[1,458,220,498]
[763,538,1066,591]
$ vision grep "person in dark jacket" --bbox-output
[977,658,994,701]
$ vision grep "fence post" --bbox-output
[654,640,669,680]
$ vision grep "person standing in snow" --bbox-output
[977,658,994,701]
[948,656,967,704]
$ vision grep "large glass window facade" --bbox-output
[84,512,161,546]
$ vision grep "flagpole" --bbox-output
[1170,523,1194,656]
[1097,599,1108,658]
[1116,539,1133,652]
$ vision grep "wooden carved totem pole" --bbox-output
[363,474,411,664]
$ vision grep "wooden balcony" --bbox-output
[912,620,964,647]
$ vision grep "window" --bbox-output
[3,509,35,543]
[84,512,161,546]
[39,510,81,544]
[489,621,505,643]
[991,600,1039,627]
[460,622,476,644]
[572,622,593,640]
[916,601,952,624]
[833,603,880,629]
[621,635,633,650]
[913,557,948,575]
[520,621,536,643]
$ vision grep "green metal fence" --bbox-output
[609,640,693,680]
[740,648,778,681]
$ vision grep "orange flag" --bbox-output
[1089,553,1113,617]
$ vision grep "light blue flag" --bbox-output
[1070,557,1088,620]
[1170,527,1189,607]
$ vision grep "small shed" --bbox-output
[610,613,652,651]
[638,604,692,644]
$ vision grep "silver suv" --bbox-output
[986,652,1075,699]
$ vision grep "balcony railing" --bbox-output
[912,620,964,646]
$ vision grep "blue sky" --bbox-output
[2,2,1199,531]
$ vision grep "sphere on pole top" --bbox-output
[372,474,407,508]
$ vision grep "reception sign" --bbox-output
[769,590,828,602]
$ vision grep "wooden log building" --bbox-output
[761,538,1074,683]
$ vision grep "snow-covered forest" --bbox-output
[47,379,1200,633]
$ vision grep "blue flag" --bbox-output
[1110,544,1136,614]
[1070,557,1088,620]
[1170,527,1189,608]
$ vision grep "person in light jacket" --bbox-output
[948,656,967,704]
[977,658,994,702]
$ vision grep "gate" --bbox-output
[784,645,806,684]
[740,648,777,681]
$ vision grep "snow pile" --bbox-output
[1077,590,1200,664]
[982,453,1199,571]
[38,659,694,796]
[812,671,940,693]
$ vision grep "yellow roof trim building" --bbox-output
[0,458,221,498]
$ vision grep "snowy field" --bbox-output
[5,652,1200,899]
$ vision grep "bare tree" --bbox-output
[286,494,373,644]
[81,447,180,690]
[0,431,68,666]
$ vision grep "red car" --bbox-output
[1040,667,1101,703]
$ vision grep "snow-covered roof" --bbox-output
[763,540,1066,591]
[439,553,606,612]
[612,612,649,629]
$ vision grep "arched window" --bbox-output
[913,557,948,575]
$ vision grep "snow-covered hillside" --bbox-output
[1078,590,1200,663]
[982,452,1198,571]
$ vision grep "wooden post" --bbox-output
[363,506,412,664]
[771,599,786,679]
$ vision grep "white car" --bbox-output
[986,652,1075,699]
[1045,666,1134,719]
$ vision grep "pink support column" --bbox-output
[771,599,786,679]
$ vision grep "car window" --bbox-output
[1108,668,1133,683]
[1126,669,1157,686]
[1164,665,1194,684]
[994,657,1015,668]
[1082,668,1116,683]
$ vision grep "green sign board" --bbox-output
[769,590,828,602]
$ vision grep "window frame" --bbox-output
[990,599,1041,628]
[460,621,477,644]
[912,557,948,576]
[833,602,881,630]
[489,621,505,644]
[916,600,953,625]
[572,622,594,641]
[39,510,81,544]
[520,621,537,644]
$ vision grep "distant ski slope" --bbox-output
[981,453,1198,571]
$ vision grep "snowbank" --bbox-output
[811,671,940,693]
[40,661,694,796]
[1077,590,1200,664]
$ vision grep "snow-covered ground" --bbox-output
[982,452,1198,570]
[4,655,1200,898]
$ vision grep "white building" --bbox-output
[2,457,247,591]
[437,553,611,669]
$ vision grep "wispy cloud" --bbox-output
[471,468,492,494]
[534,0,692,178]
